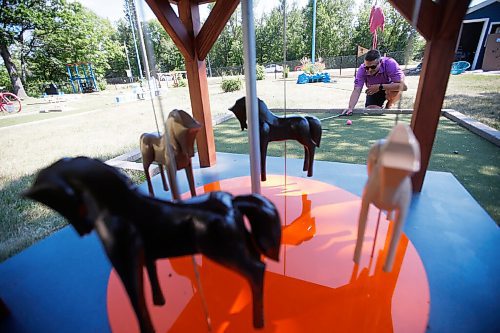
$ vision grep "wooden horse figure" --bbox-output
[24,157,282,332]
[140,109,201,198]
[353,124,420,272]
[229,97,322,181]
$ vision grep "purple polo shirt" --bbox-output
[354,57,404,88]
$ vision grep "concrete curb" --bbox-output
[442,110,500,147]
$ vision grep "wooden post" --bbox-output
[409,0,469,191]
[178,1,216,167]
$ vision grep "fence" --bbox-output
[102,51,409,82]
[205,51,408,78]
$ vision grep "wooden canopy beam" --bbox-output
[196,0,240,60]
[405,0,470,191]
[144,0,194,60]
[146,0,240,168]
[388,0,437,40]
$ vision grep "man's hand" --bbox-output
[341,108,353,116]
[365,84,379,95]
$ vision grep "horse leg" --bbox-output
[158,164,169,192]
[97,218,155,333]
[303,146,309,172]
[146,259,165,306]
[260,140,269,182]
[185,162,197,197]
[384,181,411,272]
[225,256,266,328]
[165,165,180,200]
[250,263,265,328]
[143,161,155,196]
[116,252,155,333]
[384,206,409,272]
[307,145,315,177]
[353,192,371,264]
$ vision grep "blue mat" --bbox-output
[1,153,498,332]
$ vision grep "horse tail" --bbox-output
[233,194,281,261]
[306,116,322,147]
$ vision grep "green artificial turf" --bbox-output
[214,114,500,224]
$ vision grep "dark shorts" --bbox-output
[365,90,386,107]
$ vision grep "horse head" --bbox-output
[167,109,201,161]
[228,97,248,130]
[23,158,95,235]
[23,157,135,236]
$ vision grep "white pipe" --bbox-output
[134,0,151,81]
[126,0,143,80]
[241,0,261,194]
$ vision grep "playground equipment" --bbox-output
[0,91,22,113]
[66,62,98,94]
[451,61,470,75]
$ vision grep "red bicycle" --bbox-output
[0,91,22,113]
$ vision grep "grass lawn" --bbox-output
[0,72,498,262]
[215,114,500,226]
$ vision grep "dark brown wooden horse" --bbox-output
[24,157,282,332]
[229,97,322,181]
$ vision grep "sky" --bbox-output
[76,0,486,25]
[75,0,309,24]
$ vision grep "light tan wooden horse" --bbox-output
[140,109,201,198]
[353,124,420,272]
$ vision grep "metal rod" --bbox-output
[133,0,151,81]
[311,0,317,64]
[283,0,287,187]
[123,42,133,82]
[126,0,144,80]
[241,0,261,194]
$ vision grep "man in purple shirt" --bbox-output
[342,49,407,115]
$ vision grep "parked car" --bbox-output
[264,64,283,73]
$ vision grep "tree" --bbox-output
[285,5,307,62]
[146,20,183,72]
[27,2,122,93]
[0,0,64,97]
[353,0,422,62]
[303,0,355,58]
[208,5,243,69]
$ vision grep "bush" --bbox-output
[0,67,12,92]
[221,76,242,92]
[175,78,187,87]
[282,65,289,79]
[256,64,265,80]
[301,57,325,75]
[97,80,107,91]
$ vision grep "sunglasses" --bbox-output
[365,64,379,71]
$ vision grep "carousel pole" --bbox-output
[241,0,261,194]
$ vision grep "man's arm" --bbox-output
[380,81,407,91]
[385,58,407,91]
[343,87,362,114]
[365,81,407,94]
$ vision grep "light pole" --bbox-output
[311,0,317,64]
[126,0,144,80]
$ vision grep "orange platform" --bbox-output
[107,175,430,332]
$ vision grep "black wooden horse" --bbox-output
[229,97,322,181]
[24,157,281,332]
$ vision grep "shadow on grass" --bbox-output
[444,92,500,130]
[215,114,499,224]
[0,151,144,262]
[0,174,67,262]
